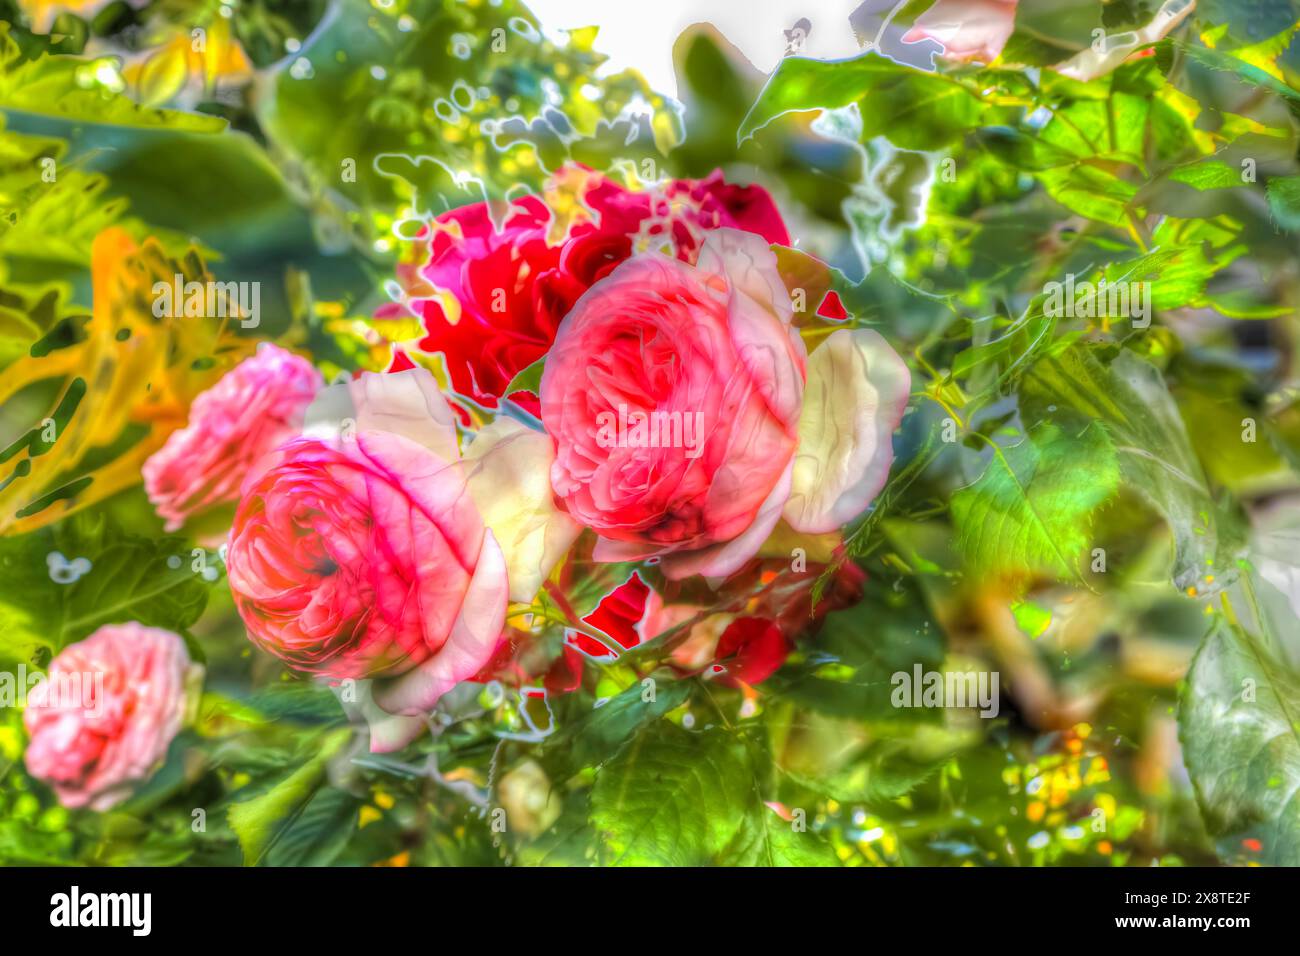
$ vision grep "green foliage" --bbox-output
[590,722,765,866]
[540,678,692,778]
[0,513,211,665]
[1179,582,1300,866]
[768,573,945,721]
[256,0,679,246]
[0,24,225,132]
[718,807,838,867]
[953,422,1119,585]
[1267,174,1300,230]
[740,53,1017,151]
[502,356,545,400]
[0,125,129,275]
[227,729,352,866]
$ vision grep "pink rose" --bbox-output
[23,623,195,811]
[541,229,910,579]
[143,343,322,532]
[903,0,1019,64]
[227,369,577,751]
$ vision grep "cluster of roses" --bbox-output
[23,164,909,809]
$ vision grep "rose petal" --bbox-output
[333,681,428,754]
[903,0,1019,64]
[699,229,805,428]
[661,458,794,580]
[463,419,581,602]
[783,328,910,535]
[303,368,460,461]
[372,530,509,715]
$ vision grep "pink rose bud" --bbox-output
[23,623,196,811]
[143,343,323,532]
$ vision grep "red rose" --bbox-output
[386,165,789,412]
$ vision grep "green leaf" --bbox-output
[834,739,953,806]
[772,244,839,322]
[1000,28,1076,67]
[767,572,945,721]
[0,25,224,133]
[227,729,352,866]
[1103,217,1246,312]
[952,421,1119,585]
[0,126,131,273]
[719,807,838,866]
[1036,164,1138,226]
[1168,160,1242,190]
[241,682,349,725]
[739,52,1008,151]
[260,787,361,867]
[1020,346,1245,593]
[1178,39,1300,107]
[503,356,545,398]
[739,54,900,143]
[590,722,752,866]
[1179,593,1300,866]
[540,678,691,778]
[0,514,211,664]
[1267,175,1300,231]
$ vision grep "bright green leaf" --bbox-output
[952,421,1119,585]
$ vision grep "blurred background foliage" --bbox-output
[0,0,1299,867]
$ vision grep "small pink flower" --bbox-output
[23,624,195,811]
[541,229,910,579]
[904,0,1019,64]
[143,344,322,532]
[227,368,576,751]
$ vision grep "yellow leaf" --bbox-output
[0,228,255,534]
[132,40,189,108]
[17,0,121,34]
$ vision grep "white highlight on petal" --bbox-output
[463,419,581,602]
[303,367,460,461]
[783,328,910,535]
